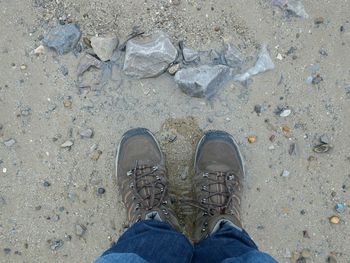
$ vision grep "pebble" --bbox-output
[319,48,328,56]
[312,75,323,85]
[4,248,11,255]
[20,64,27,70]
[91,150,102,161]
[281,170,290,177]
[74,224,87,237]
[4,138,16,147]
[61,140,73,148]
[80,129,93,139]
[60,65,69,76]
[63,100,72,108]
[97,187,106,195]
[327,255,337,263]
[329,215,340,224]
[302,230,310,238]
[276,53,283,60]
[335,203,345,213]
[320,134,330,144]
[34,45,45,55]
[43,181,51,187]
[282,126,291,133]
[167,63,180,75]
[50,239,64,250]
[248,136,257,144]
[279,109,291,117]
[301,249,311,258]
[314,17,324,24]
[254,105,262,116]
[269,135,276,142]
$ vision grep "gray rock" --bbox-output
[74,224,87,237]
[43,24,81,55]
[123,32,178,78]
[281,170,290,177]
[4,138,16,147]
[223,41,244,69]
[79,128,93,139]
[61,140,73,148]
[50,240,64,250]
[167,63,180,75]
[320,134,330,144]
[182,47,199,63]
[91,35,119,61]
[174,65,231,98]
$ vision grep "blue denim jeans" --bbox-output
[95,220,277,263]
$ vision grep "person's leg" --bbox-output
[96,219,193,263]
[193,221,277,263]
[191,131,277,263]
[95,128,193,263]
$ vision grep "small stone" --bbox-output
[282,126,291,133]
[123,32,178,78]
[182,46,199,63]
[61,140,73,148]
[60,65,69,76]
[329,215,340,224]
[314,17,324,24]
[302,230,310,238]
[63,100,72,108]
[50,240,64,250]
[312,75,323,85]
[4,248,11,255]
[43,181,51,187]
[180,167,189,180]
[319,48,328,56]
[335,203,345,213]
[90,35,119,62]
[97,187,106,195]
[35,205,42,211]
[301,249,311,258]
[170,0,180,5]
[91,150,102,161]
[4,138,16,147]
[43,24,81,55]
[34,45,45,55]
[248,136,257,144]
[300,209,306,215]
[288,143,297,155]
[281,170,290,177]
[75,224,87,237]
[276,53,283,60]
[20,64,27,70]
[320,134,330,144]
[269,135,276,142]
[51,214,60,222]
[279,109,291,117]
[214,26,220,32]
[327,255,337,263]
[80,129,93,139]
[167,63,180,75]
[254,105,262,115]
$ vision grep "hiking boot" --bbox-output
[116,128,180,230]
[193,130,244,242]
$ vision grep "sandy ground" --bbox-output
[1,0,350,262]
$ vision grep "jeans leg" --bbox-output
[96,220,193,263]
[193,222,277,263]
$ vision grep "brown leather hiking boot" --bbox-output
[193,130,244,242]
[116,128,180,230]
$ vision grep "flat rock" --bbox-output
[75,224,87,237]
[61,140,73,148]
[182,46,199,63]
[43,24,81,55]
[80,129,93,138]
[123,32,178,78]
[174,65,230,98]
[4,138,16,147]
[91,35,119,61]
